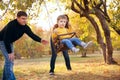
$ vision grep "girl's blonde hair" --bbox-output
[53,14,70,30]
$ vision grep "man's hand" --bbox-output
[41,39,49,45]
[8,52,15,62]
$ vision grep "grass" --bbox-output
[0,52,120,80]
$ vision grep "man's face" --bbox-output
[57,19,67,28]
[17,16,27,25]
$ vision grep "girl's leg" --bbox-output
[69,38,93,49]
[61,39,74,49]
[50,51,57,73]
[62,50,72,70]
[49,38,57,75]
[69,38,86,47]
[61,39,79,53]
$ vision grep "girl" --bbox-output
[52,15,93,53]
[49,14,72,75]
[49,14,92,75]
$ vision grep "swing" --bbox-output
[44,0,78,53]
[51,32,78,53]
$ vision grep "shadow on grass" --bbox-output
[50,72,120,80]
[14,70,120,80]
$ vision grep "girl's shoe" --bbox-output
[84,41,93,49]
[71,47,80,53]
[67,68,72,71]
[49,72,54,75]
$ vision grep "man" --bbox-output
[0,11,48,80]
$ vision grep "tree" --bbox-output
[71,0,117,64]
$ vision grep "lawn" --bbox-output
[0,52,120,80]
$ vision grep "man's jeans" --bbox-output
[61,38,82,49]
[0,41,16,80]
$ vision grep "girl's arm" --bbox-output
[52,29,58,43]
[53,29,58,35]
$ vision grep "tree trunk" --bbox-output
[95,8,117,64]
[81,50,87,57]
[81,52,87,57]
[85,15,107,62]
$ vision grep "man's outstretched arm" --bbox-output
[25,25,48,44]
[25,25,42,42]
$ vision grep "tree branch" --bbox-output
[83,0,89,11]
[112,26,120,35]
[96,0,103,8]
[71,1,80,13]
[98,8,111,22]
[102,0,110,22]
[94,0,111,22]
[73,0,85,11]
[103,0,107,14]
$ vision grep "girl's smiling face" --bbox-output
[57,18,67,28]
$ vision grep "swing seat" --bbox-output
[52,32,78,53]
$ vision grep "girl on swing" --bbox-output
[49,14,92,75]
[52,15,92,53]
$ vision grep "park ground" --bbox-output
[0,52,120,80]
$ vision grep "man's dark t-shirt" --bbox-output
[0,19,41,54]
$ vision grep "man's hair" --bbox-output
[17,11,27,17]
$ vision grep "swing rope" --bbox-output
[43,0,54,35]
[43,0,64,31]
[55,0,62,12]
[43,0,54,27]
